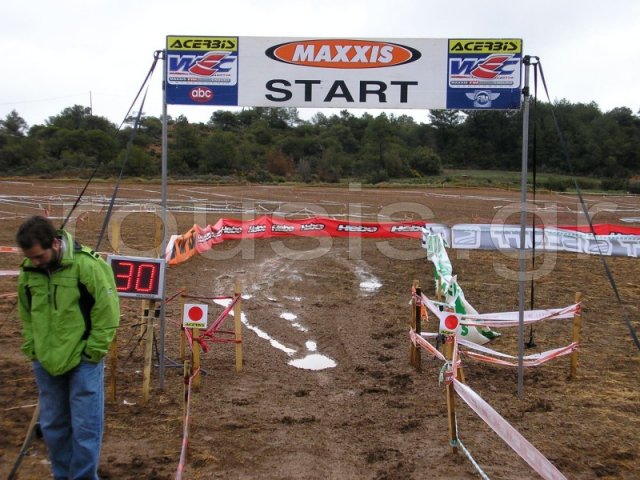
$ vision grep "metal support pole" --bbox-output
[517,56,532,397]
[159,49,168,390]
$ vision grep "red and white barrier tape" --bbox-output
[175,367,200,480]
[0,270,20,277]
[458,339,579,367]
[409,329,446,361]
[453,379,567,480]
[459,304,579,328]
[421,292,578,328]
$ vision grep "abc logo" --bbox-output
[189,87,213,103]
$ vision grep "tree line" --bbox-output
[0,102,638,187]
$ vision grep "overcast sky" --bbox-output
[1,0,638,129]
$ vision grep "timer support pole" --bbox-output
[517,55,532,398]
[159,48,168,390]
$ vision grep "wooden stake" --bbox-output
[570,291,583,380]
[8,403,40,480]
[234,281,243,373]
[192,328,201,389]
[444,335,458,454]
[179,288,186,361]
[409,280,419,369]
[142,302,155,404]
[183,360,191,420]
[107,331,118,402]
[140,299,149,337]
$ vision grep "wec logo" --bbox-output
[169,53,236,77]
[450,54,518,79]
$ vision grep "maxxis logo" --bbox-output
[265,39,421,69]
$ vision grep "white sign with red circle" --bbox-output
[183,303,208,329]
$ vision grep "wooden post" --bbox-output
[570,291,582,380]
[183,360,191,419]
[234,281,243,373]
[192,328,201,389]
[107,331,118,402]
[443,335,458,454]
[409,280,420,369]
[179,288,186,361]
[140,299,149,337]
[142,301,155,404]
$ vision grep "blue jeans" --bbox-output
[33,359,105,480]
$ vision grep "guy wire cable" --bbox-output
[95,84,151,251]
[537,59,640,352]
[60,50,161,231]
[526,60,540,349]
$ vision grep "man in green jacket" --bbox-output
[16,215,120,480]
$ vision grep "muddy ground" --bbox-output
[0,180,639,479]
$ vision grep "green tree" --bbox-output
[0,110,28,136]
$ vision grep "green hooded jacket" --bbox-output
[17,230,120,376]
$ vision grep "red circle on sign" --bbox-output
[444,315,459,330]
[188,306,203,321]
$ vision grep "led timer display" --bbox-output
[107,255,166,300]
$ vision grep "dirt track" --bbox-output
[1,180,639,479]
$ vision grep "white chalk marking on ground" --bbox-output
[215,299,297,356]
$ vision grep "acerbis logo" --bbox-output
[189,87,213,103]
[265,39,421,69]
[449,40,520,53]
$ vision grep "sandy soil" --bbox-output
[0,180,639,480]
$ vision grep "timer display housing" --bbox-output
[107,255,166,300]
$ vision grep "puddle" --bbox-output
[354,266,382,294]
[284,295,302,302]
[243,321,296,356]
[280,312,308,332]
[214,299,296,356]
[288,353,336,370]
[214,300,335,370]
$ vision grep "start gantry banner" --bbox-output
[165,36,523,110]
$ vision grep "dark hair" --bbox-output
[16,216,57,250]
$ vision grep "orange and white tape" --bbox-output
[0,270,20,277]
[409,329,446,361]
[458,338,578,367]
[453,379,567,480]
